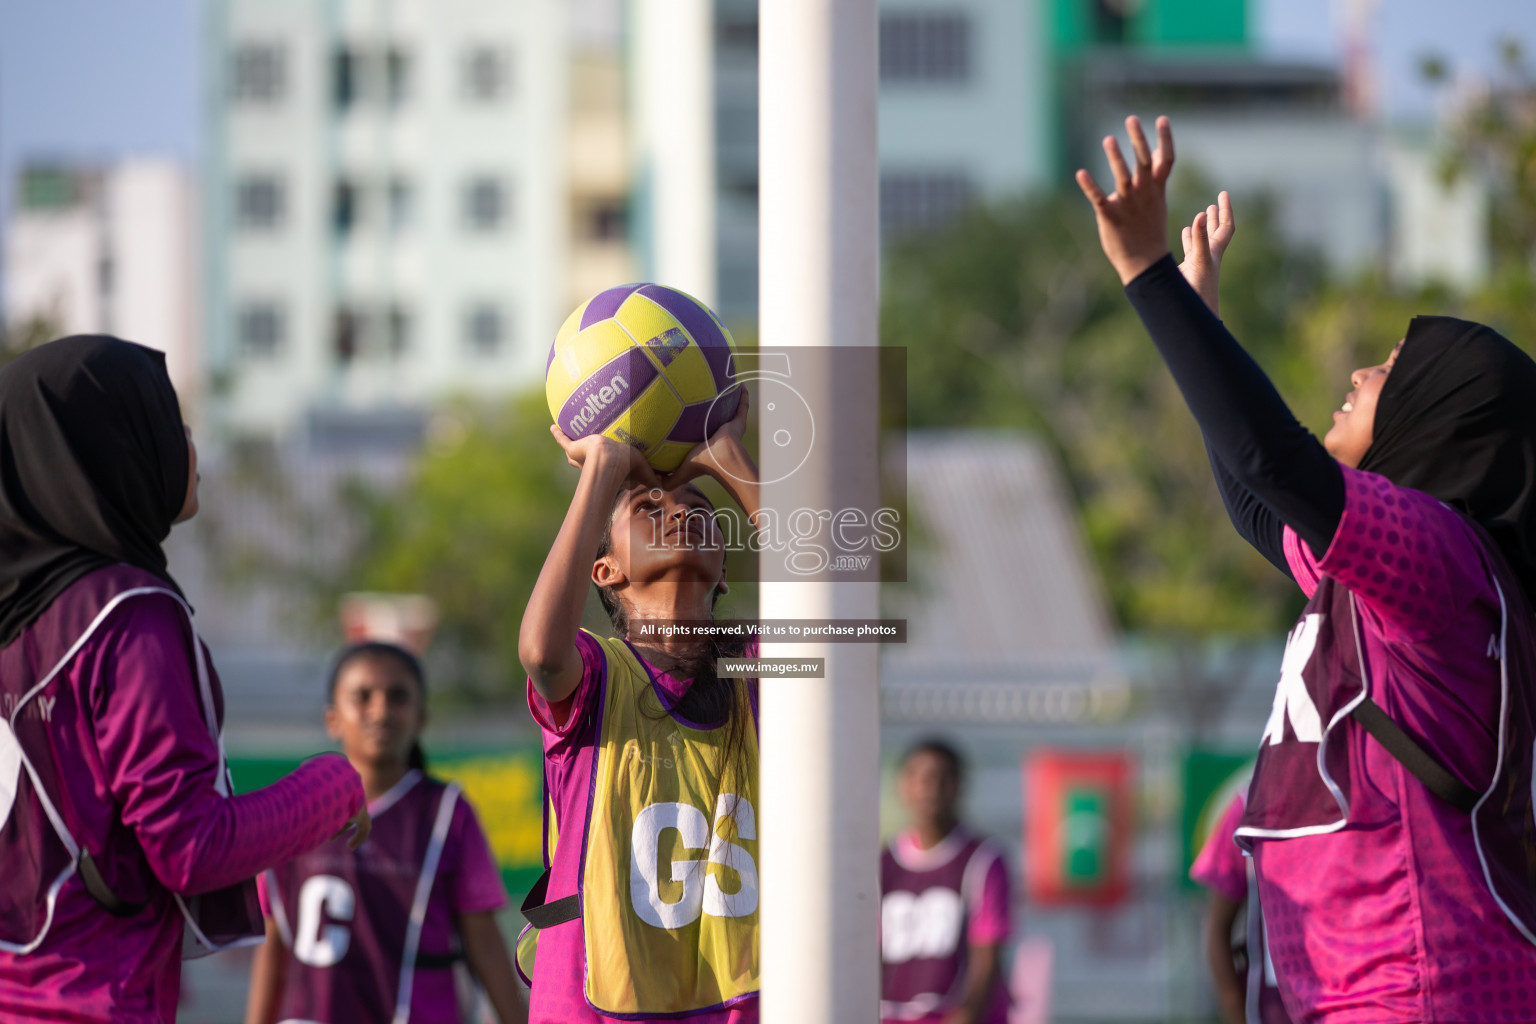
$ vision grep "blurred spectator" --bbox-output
[881,738,1010,1024]
[1191,788,1291,1024]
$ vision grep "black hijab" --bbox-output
[1359,315,1536,603]
[0,336,189,645]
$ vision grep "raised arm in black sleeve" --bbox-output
[1124,254,1343,558]
[1205,440,1292,579]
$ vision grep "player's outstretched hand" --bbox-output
[1178,190,1236,317]
[1076,115,1175,285]
[335,806,371,850]
[550,425,661,489]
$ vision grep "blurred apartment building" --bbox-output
[661,0,1488,324]
[669,0,1054,324]
[204,0,567,440]
[2,161,201,410]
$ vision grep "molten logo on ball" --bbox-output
[565,373,630,436]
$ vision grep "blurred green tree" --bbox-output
[0,314,61,363]
[339,391,582,694]
[1421,37,1536,270]
[882,186,1330,640]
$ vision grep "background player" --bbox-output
[1190,786,1290,1024]
[517,393,760,1022]
[0,336,368,1024]
[247,641,526,1024]
[1078,114,1536,1021]
[880,739,1011,1024]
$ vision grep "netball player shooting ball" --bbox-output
[1079,115,1536,1022]
[246,641,528,1024]
[517,391,761,1023]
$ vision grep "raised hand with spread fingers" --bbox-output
[1075,114,1176,285]
[1178,191,1236,317]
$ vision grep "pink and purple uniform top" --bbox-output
[525,630,759,1024]
[879,826,1011,1024]
[259,771,508,1024]
[0,566,364,1024]
[1239,466,1536,1023]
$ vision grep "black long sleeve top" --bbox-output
[1122,255,1345,575]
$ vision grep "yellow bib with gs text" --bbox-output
[580,633,760,1015]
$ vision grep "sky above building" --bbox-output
[0,0,1531,232]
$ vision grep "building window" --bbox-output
[465,304,505,355]
[880,171,974,240]
[230,43,286,103]
[334,46,362,109]
[237,302,286,358]
[463,178,507,231]
[464,46,508,100]
[235,174,285,230]
[334,307,363,364]
[388,179,414,232]
[880,13,971,83]
[581,198,628,242]
[385,48,412,107]
[387,305,412,357]
[334,179,361,236]
[718,16,758,54]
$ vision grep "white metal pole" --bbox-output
[758,0,881,1021]
[632,0,716,304]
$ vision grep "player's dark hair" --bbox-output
[328,640,429,773]
[901,736,965,785]
[593,487,751,795]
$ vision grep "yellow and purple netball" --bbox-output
[546,283,742,472]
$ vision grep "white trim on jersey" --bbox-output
[1468,578,1536,946]
[369,770,423,819]
[391,782,462,1024]
[266,868,295,949]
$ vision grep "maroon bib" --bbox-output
[266,772,461,1024]
[879,831,1002,1019]
[1238,524,1536,945]
[0,565,260,956]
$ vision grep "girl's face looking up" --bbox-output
[326,654,425,769]
[1324,339,1404,469]
[595,482,727,595]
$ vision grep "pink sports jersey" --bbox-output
[880,826,1011,1024]
[525,631,759,1024]
[1244,466,1536,1023]
[259,772,508,1023]
[0,566,364,1024]
[1190,796,1247,905]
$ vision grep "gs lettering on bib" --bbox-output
[576,633,760,1016]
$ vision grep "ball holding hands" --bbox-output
[550,424,661,489]
[1076,115,1176,285]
